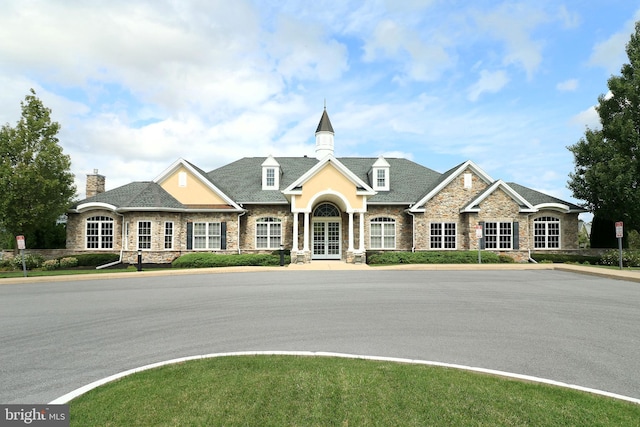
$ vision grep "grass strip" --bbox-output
[70,355,640,426]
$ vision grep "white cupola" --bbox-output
[315,107,334,159]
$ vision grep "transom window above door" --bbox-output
[313,203,340,217]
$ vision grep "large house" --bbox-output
[66,108,586,264]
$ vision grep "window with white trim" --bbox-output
[256,217,282,249]
[86,216,114,249]
[370,217,396,249]
[266,168,275,187]
[376,169,386,188]
[138,221,152,250]
[164,221,174,250]
[193,222,221,249]
[430,222,456,249]
[534,216,560,249]
[484,222,512,249]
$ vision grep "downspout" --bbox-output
[237,210,246,254]
[96,211,125,269]
[406,208,416,252]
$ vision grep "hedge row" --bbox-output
[530,253,601,264]
[172,253,290,268]
[366,251,512,265]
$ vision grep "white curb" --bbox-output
[50,351,640,405]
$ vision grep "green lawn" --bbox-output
[69,356,640,426]
[0,266,138,279]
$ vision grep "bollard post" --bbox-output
[137,250,142,272]
[279,244,285,266]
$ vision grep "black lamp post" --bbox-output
[137,250,142,271]
[279,244,285,266]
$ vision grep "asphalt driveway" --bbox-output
[1,269,639,404]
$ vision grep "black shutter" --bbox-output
[221,221,227,250]
[513,221,519,249]
[186,222,193,250]
[479,221,485,250]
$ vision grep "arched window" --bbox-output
[534,216,560,249]
[370,217,396,249]
[86,216,114,249]
[313,203,340,217]
[256,217,282,249]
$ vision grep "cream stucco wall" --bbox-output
[160,166,228,205]
[296,163,365,211]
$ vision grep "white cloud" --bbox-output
[556,79,578,91]
[467,70,509,101]
[588,10,640,74]
[557,5,580,29]
[571,106,600,129]
[473,3,547,79]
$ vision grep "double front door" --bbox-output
[312,220,341,259]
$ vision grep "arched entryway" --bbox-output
[312,202,342,259]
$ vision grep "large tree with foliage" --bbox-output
[0,89,76,249]
[568,21,640,235]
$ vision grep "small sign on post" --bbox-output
[475,225,483,264]
[615,221,624,270]
[16,235,27,277]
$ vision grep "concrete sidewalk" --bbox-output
[1,262,639,284]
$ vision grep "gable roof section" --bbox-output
[71,182,184,213]
[507,182,586,213]
[283,155,376,196]
[154,158,242,210]
[460,180,536,213]
[409,160,493,212]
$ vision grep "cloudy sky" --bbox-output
[1,1,638,215]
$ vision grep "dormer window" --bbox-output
[371,156,390,191]
[262,155,280,190]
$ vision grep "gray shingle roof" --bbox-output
[71,182,183,210]
[507,182,584,211]
[71,156,583,213]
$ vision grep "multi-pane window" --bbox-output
[484,222,512,249]
[430,222,456,249]
[164,222,174,250]
[138,221,151,250]
[256,217,282,249]
[376,169,386,188]
[266,168,275,187]
[370,217,396,249]
[193,222,221,249]
[534,216,560,249]
[86,216,114,249]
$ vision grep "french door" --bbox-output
[312,221,341,259]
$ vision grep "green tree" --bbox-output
[568,21,640,234]
[0,89,76,249]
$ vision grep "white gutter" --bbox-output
[96,211,125,270]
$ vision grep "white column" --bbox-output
[303,212,310,251]
[292,212,299,252]
[348,212,354,252]
[359,212,365,252]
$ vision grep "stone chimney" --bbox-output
[86,169,105,198]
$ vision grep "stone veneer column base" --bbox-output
[346,251,366,264]
[292,250,311,264]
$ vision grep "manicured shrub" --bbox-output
[599,249,640,267]
[73,253,120,266]
[11,253,45,270]
[42,259,60,271]
[366,251,505,265]
[172,253,290,268]
[59,257,79,268]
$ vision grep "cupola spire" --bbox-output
[315,105,334,159]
